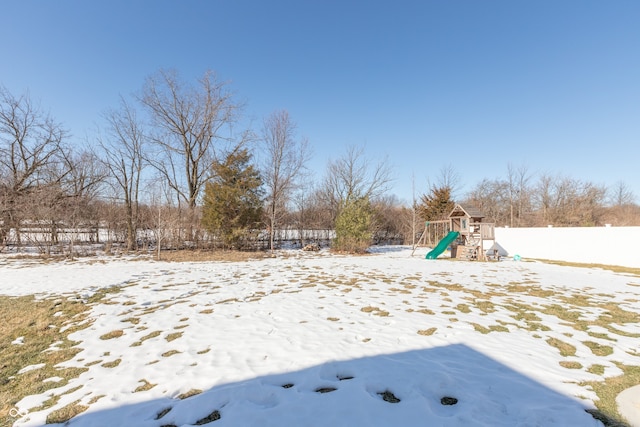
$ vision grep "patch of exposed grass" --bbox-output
[417,328,437,336]
[505,284,555,298]
[0,295,94,420]
[88,394,105,405]
[388,287,411,294]
[587,364,606,376]
[361,306,390,317]
[546,338,577,357]
[130,330,161,347]
[456,304,471,314]
[504,302,542,322]
[99,329,124,340]
[162,350,181,357]
[473,300,496,314]
[177,389,203,399]
[160,249,267,263]
[156,406,172,419]
[559,361,583,369]
[101,358,121,368]
[523,322,551,332]
[195,409,221,424]
[45,400,88,424]
[538,259,640,276]
[30,384,83,415]
[378,390,401,403]
[165,332,183,342]
[542,304,585,326]
[587,331,616,341]
[597,303,638,325]
[469,323,509,334]
[327,317,340,322]
[134,379,157,392]
[558,293,593,307]
[583,341,614,356]
[583,364,640,424]
[606,325,640,338]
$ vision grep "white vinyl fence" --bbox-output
[492,226,640,268]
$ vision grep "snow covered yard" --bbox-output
[2,247,640,426]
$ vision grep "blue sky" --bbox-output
[2,0,639,204]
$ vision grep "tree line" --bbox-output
[1,70,638,255]
[418,165,640,229]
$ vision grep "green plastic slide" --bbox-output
[425,231,460,259]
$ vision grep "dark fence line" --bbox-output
[0,225,338,254]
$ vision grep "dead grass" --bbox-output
[469,323,509,334]
[360,306,390,317]
[100,329,124,340]
[165,332,183,342]
[537,259,640,277]
[559,361,583,369]
[583,341,614,356]
[542,304,584,325]
[131,330,161,347]
[546,338,577,357]
[583,364,640,425]
[159,249,269,263]
[177,388,203,399]
[0,295,93,420]
[134,379,157,392]
[101,358,121,368]
[456,304,471,314]
[473,300,496,314]
[417,328,437,336]
[122,317,140,325]
[2,255,639,425]
[45,400,88,424]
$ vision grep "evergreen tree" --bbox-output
[202,149,263,249]
[418,186,455,221]
[333,196,372,253]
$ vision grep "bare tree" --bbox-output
[465,178,510,225]
[532,173,554,225]
[98,97,146,250]
[321,145,393,217]
[603,181,639,225]
[507,163,533,227]
[371,194,405,244]
[434,164,462,198]
[609,180,636,207]
[0,86,68,248]
[58,149,107,256]
[139,69,246,242]
[261,110,310,251]
[531,174,607,226]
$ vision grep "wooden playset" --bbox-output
[414,204,496,260]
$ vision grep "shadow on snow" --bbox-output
[50,344,613,427]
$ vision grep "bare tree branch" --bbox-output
[261,110,311,250]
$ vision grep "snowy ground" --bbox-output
[2,247,640,426]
